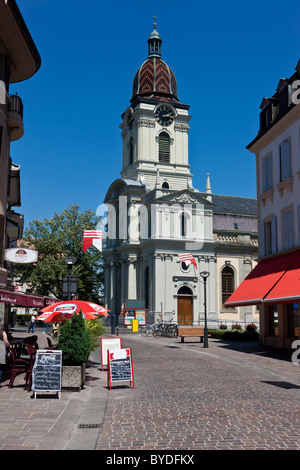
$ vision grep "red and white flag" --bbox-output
[178,253,197,269]
[83,230,102,252]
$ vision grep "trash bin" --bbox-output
[132,319,138,332]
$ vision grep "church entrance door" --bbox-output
[177,286,193,325]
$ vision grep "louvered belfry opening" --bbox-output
[158,132,170,163]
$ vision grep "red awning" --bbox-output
[225,251,300,307]
[0,289,44,308]
[264,252,300,303]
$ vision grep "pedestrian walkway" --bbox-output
[0,327,300,450]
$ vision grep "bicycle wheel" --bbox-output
[153,327,162,338]
[139,326,146,336]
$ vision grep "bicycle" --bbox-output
[153,319,177,338]
[139,322,159,336]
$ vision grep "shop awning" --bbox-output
[264,252,300,304]
[225,251,300,307]
[0,289,44,308]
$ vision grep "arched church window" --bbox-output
[221,266,235,309]
[158,132,170,163]
[162,181,169,189]
[129,137,134,166]
[180,212,189,237]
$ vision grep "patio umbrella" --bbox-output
[36,300,109,322]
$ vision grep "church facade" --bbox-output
[103,22,258,328]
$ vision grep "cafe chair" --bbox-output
[25,343,36,356]
[46,337,56,350]
[24,335,39,350]
[8,347,29,388]
[25,352,36,392]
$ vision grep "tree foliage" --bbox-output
[14,204,104,303]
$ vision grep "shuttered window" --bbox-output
[283,209,294,250]
[159,132,170,163]
[221,266,235,309]
[279,140,291,181]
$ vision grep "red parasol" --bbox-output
[36,300,110,322]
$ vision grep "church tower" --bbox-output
[103,21,216,325]
[120,19,193,192]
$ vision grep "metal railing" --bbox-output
[8,94,23,118]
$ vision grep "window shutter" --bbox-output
[271,216,277,254]
[266,156,272,190]
[260,221,265,257]
[159,132,170,163]
[283,210,293,250]
[280,140,291,181]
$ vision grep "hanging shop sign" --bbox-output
[4,248,38,264]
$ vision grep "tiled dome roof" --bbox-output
[131,21,178,102]
[132,57,178,101]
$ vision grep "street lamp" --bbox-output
[200,271,210,348]
[63,256,77,300]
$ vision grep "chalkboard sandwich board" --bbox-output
[107,348,134,390]
[32,349,62,399]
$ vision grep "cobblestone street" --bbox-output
[96,334,300,451]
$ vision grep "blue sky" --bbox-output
[11,0,300,226]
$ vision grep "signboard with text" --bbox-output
[32,349,62,399]
[100,337,122,370]
[107,348,134,390]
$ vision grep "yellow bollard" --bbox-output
[132,319,139,332]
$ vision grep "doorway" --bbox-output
[177,286,193,325]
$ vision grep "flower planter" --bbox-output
[61,363,86,391]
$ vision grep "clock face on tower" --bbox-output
[155,105,175,126]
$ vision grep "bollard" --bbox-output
[132,319,138,332]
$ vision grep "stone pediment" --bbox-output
[154,189,213,206]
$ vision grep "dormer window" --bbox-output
[277,80,292,116]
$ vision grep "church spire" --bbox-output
[148,16,162,58]
[206,173,212,202]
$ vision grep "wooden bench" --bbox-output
[177,327,211,343]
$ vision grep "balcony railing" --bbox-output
[7,94,24,141]
[8,94,23,118]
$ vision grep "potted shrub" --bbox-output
[246,323,258,332]
[231,323,242,330]
[57,312,91,391]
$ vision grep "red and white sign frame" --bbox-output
[107,348,134,390]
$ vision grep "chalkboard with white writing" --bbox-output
[32,349,62,398]
[108,348,134,389]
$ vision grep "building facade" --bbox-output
[0,0,41,326]
[103,22,258,327]
[226,60,300,348]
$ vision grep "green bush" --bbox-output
[84,318,106,351]
[223,330,259,341]
[208,329,259,341]
[57,313,91,365]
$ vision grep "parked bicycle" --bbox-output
[139,322,159,336]
[153,319,178,338]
